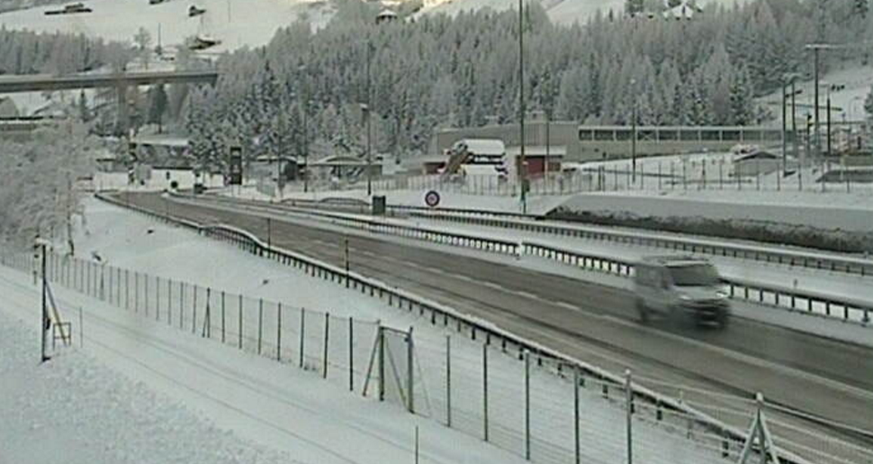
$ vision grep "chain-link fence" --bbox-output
[3,245,869,464]
[0,249,381,397]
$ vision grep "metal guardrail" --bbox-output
[524,241,872,326]
[95,192,793,462]
[184,193,873,327]
[403,209,873,278]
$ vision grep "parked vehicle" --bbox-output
[633,256,730,328]
[189,5,206,17]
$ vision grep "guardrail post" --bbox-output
[483,342,489,442]
[221,291,226,343]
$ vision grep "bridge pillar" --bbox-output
[116,83,130,136]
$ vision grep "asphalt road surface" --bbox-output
[114,192,873,460]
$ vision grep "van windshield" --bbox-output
[668,264,720,287]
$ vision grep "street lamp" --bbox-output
[518,0,527,214]
[364,41,374,197]
[632,80,638,182]
[298,64,310,194]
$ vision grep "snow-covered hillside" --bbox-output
[0,0,334,53]
[418,0,749,25]
[757,62,873,122]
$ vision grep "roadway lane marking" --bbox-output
[553,301,578,311]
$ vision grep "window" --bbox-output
[578,129,594,141]
[723,130,740,141]
[615,130,632,141]
[595,130,615,141]
[657,129,678,141]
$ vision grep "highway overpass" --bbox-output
[0,69,219,93]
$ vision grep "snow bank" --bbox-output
[0,307,298,464]
[550,191,873,254]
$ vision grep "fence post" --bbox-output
[349,316,354,392]
[79,307,84,349]
[407,326,414,413]
[323,313,330,379]
[626,369,633,464]
[179,282,185,330]
[203,288,212,338]
[134,271,139,313]
[144,274,149,317]
[446,335,452,428]
[574,366,580,464]
[125,269,129,310]
[299,308,306,368]
[277,303,282,361]
[258,298,263,355]
[192,285,198,334]
[379,327,385,402]
[483,342,489,442]
[155,275,160,321]
[167,279,172,326]
[525,350,531,460]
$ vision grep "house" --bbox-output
[442,139,508,178]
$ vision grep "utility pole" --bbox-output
[631,78,637,184]
[781,81,787,174]
[38,241,49,363]
[814,46,820,157]
[827,88,832,158]
[792,80,798,169]
[366,42,373,197]
[518,0,527,214]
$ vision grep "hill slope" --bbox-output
[0,0,334,53]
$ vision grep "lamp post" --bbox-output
[518,0,527,214]
[365,41,373,197]
[298,64,310,194]
[631,78,637,184]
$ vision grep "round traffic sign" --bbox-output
[424,190,441,208]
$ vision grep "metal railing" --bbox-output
[524,241,872,326]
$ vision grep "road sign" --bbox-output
[424,190,440,208]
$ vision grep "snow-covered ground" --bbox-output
[0,196,752,464]
[0,0,334,54]
[0,306,300,464]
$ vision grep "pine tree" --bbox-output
[864,85,873,119]
[729,67,755,126]
[857,0,869,18]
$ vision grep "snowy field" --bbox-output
[0,197,782,464]
[0,0,334,54]
[0,307,298,464]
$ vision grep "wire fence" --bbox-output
[0,248,380,397]
[3,242,869,464]
[269,155,873,199]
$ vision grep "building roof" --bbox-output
[506,146,566,157]
[454,138,506,155]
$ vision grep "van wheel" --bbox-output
[636,299,650,324]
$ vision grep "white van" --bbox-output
[633,256,730,328]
